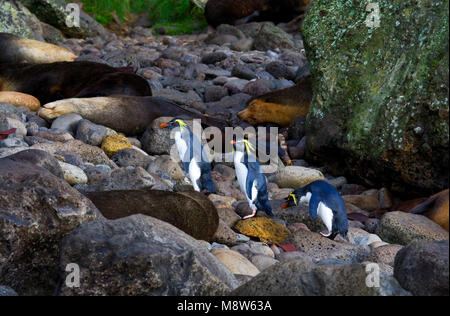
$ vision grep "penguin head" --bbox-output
[230,139,255,154]
[160,118,189,130]
[281,187,312,210]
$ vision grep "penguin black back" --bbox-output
[232,139,273,218]
[286,180,348,237]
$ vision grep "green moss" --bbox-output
[152,19,207,35]
[80,0,207,34]
[81,0,148,25]
[303,0,449,158]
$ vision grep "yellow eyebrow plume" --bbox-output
[243,140,255,154]
[289,193,298,205]
[175,119,187,127]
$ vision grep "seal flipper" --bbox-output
[410,197,437,215]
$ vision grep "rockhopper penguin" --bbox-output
[231,139,273,219]
[282,180,348,239]
[160,118,216,194]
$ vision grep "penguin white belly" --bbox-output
[234,152,257,211]
[300,192,312,204]
[234,152,248,195]
[189,157,201,192]
[249,180,258,211]
[174,131,188,163]
[318,202,333,233]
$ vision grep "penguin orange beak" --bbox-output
[281,202,289,210]
[159,123,169,128]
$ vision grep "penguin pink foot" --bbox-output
[243,210,257,220]
[320,231,338,240]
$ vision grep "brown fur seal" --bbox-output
[238,76,312,126]
[39,96,228,135]
[205,0,271,27]
[410,189,449,231]
[205,0,311,27]
[0,61,151,104]
[85,190,219,241]
[0,33,77,64]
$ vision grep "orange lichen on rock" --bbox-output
[101,134,133,158]
[234,216,291,244]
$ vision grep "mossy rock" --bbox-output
[0,0,43,39]
[376,211,449,246]
[21,0,106,38]
[234,217,291,244]
[253,23,298,51]
[303,0,449,196]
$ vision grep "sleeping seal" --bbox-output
[0,61,151,104]
[410,189,449,232]
[0,33,76,64]
[238,76,312,126]
[38,96,228,135]
[205,0,311,27]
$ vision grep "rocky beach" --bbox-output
[0,0,448,297]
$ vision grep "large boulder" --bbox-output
[231,259,410,296]
[75,167,156,193]
[0,156,100,295]
[273,166,324,189]
[141,117,176,155]
[211,248,260,277]
[285,229,370,264]
[0,0,43,40]
[5,149,63,178]
[367,244,404,267]
[394,240,449,296]
[57,215,239,296]
[251,23,298,51]
[376,211,449,245]
[21,0,107,38]
[31,140,117,169]
[84,190,219,242]
[303,0,449,196]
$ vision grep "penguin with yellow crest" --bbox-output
[160,118,216,194]
[231,138,273,219]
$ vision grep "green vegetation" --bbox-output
[149,0,207,35]
[80,0,207,34]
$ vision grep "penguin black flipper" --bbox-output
[309,192,320,220]
[199,162,216,194]
[319,191,348,237]
[246,162,273,216]
[311,181,349,237]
